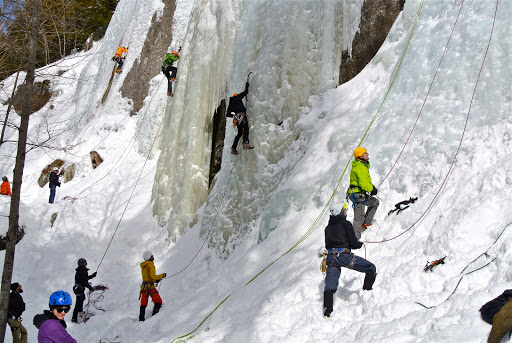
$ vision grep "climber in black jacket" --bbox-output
[71,258,97,323]
[323,201,377,318]
[228,82,253,154]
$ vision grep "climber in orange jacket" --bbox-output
[113,46,128,73]
[139,251,166,321]
[1,176,11,196]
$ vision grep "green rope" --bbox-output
[170,0,425,340]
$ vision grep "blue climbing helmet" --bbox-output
[49,290,72,306]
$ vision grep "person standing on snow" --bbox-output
[323,201,377,318]
[113,46,128,73]
[162,50,180,96]
[71,258,97,323]
[8,282,27,343]
[48,168,60,204]
[1,176,11,196]
[33,290,77,343]
[346,147,380,239]
[228,81,253,155]
[139,251,166,321]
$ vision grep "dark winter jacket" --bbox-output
[480,289,512,324]
[8,290,25,317]
[75,265,94,293]
[33,310,76,343]
[49,171,60,188]
[324,214,361,250]
[227,83,249,114]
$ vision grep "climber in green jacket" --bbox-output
[162,50,180,96]
[347,147,380,239]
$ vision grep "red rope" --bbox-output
[378,0,465,188]
[365,0,499,245]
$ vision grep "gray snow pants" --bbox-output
[350,193,379,239]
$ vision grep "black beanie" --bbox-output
[10,283,19,291]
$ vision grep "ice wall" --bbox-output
[152,0,363,243]
[70,0,163,136]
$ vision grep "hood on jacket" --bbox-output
[33,310,67,329]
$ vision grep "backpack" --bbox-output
[480,289,512,324]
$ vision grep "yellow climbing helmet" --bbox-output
[353,147,367,159]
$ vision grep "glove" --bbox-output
[91,272,97,278]
[370,187,377,196]
[355,241,363,249]
[111,57,115,61]
[58,182,61,187]
[162,273,166,278]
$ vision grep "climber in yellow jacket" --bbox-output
[139,251,166,321]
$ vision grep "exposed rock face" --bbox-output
[209,99,227,188]
[120,0,177,115]
[38,159,65,187]
[63,164,75,183]
[9,80,52,114]
[90,151,103,169]
[339,0,405,84]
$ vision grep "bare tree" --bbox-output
[0,0,41,341]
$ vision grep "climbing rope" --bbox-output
[170,1,426,341]
[161,158,237,280]
[364,0,498,245]
[415,219,510,309]
[80,284,109,323]
[96,80,176,271]
[377,0,465,188]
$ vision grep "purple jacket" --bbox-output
[34,311,77,343]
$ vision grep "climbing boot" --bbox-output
[363,270,377,290]
[139,305,146,321]
[362,223,372,231]
[231,148,239,155]
[242,144,254,150]
[323,290,334,318]
[152,303,162,316]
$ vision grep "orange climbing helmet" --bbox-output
[172,51,179,56]
[353,147,367,159]
[233,93,238,97]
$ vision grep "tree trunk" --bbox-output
[0,0,41,341]
[0,69,21,146]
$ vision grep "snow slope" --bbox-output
[0,0,511,342]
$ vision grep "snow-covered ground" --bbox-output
[0,0,511,342]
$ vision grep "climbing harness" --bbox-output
[423,256,446,272]
[387,197,418,216]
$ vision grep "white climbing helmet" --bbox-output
[329,201,348,216]
[143,251,153,261]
